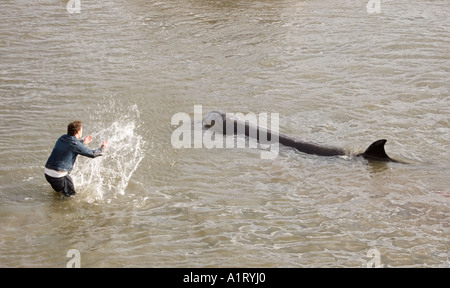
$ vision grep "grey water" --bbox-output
[0,0,449,267]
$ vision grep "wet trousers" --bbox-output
[45,173,76,197]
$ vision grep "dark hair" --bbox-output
[68,121,82,136]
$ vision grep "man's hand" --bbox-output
[101,141,109,150]
[83,135,93,145]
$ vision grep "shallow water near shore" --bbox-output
[0,0,449,267]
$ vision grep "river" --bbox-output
[0,0,448,267]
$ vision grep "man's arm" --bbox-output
[75,139,106,158]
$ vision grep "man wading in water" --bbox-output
[44,121,108,197]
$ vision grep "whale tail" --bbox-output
[360,139,399,162]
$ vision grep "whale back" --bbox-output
[203,111,401,163]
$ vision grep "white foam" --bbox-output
[72,104,145,202]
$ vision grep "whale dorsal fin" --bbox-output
[362,139,397,162]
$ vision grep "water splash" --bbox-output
[72,103,145,202]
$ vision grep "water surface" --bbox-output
[0,0,449,267]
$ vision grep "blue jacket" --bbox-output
[45,134,104,172]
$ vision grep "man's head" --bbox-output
[68,121,83,139]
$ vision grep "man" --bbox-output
[45,121,108,197]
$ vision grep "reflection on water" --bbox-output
[0,0,449,267]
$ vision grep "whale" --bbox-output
[203,110,402,163]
